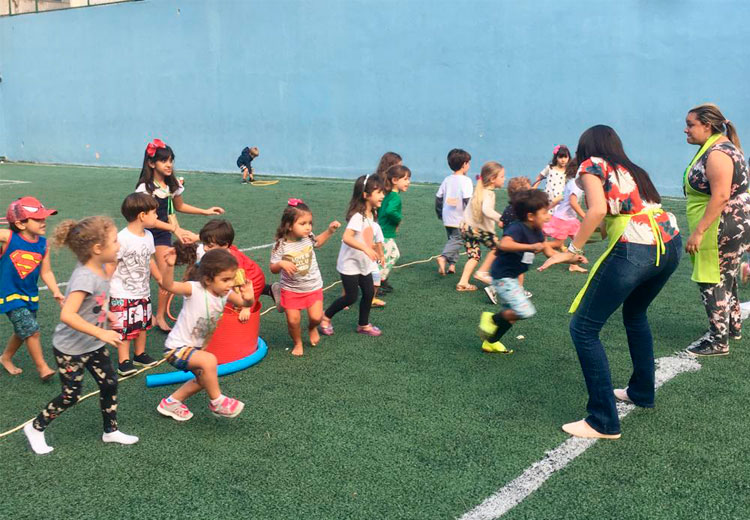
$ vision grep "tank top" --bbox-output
[0,232,47,313]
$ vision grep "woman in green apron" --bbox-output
[683,103,750,356]
[539,125,682,439]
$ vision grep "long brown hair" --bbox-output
[471,162,504,221]
[381,164,411,193]
[346,175,384,221]
[689,103,742,151]
[375,152,402,178]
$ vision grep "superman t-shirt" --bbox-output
[0,231,47,313]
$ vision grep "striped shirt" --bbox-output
[270,235,323,293]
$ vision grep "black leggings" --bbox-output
[325,273,374,326]
[33,346,119,433]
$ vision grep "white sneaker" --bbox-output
[157,398,194,421]
[484,286,498,305]
[613,388,632,403]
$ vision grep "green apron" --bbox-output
[684,134,723,284]
[569,208,666,314]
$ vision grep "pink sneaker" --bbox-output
[319,322,334,336]
[209,396,245,418]
[356,324,382,337]
[157,398,194,421]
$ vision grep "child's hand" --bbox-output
[239,280,255,303]
[363,247,379,261]
[537,251,588,272]
[279,260,297,276]
[175,228,199,244]
[238,307,252,323]
[378,255,386,266]
[99,330,124,348]
[163,248,177,267]
[328,221,341,233]
[52,291,65,307]
[205,207,225,216]
[531,243,545,253]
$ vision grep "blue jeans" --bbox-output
[569,235,682,435]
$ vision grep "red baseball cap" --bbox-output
[6,197,58,223]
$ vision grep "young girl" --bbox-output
[377,165,411,294]
[542,158,588,273]
[24,217,139,454]
[270,199,341,356]
[319,175,385,337]
[456,162,505,291]
[532,145,571,207]
[135,139,225,333]
[156,248,255,421]
[374,151,402,178]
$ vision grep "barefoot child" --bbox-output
[436,149,473,275]
[156,248,254,421]
[23,216,139,454]
[108,193,162,376]
[270,199,340,355]
[0,197,63,379]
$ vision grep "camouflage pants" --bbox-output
[33,346,118,433]
[698,204,750,348]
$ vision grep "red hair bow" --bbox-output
[288,198,303,207]
[146,138,166,157]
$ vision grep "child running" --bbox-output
[319,175,385,337]
[436,148,473,275]
[456,162,505,291]
[157,248,255,421]
[109,193,162,376]
[542,158,588,273]
[377,165,411,294]
[135,138,224,332]
[24,216,139,454]
[270,198,341,356]
[533,145,571,208]
[0,197,63,379]
[479,190,584,353]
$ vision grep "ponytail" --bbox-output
[53,216,114,263]
[689,103,742,151]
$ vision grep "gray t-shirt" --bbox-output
[270,235,323,293]
[53,264,110,355]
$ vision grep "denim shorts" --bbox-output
[492,277,536,319]
[6,307,39,340]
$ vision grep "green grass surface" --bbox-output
[0,163,748,519]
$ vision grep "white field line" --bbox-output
[38,241,276,291]
[0,179,31,185]
[460,352,701,520]
[459,353,701,520]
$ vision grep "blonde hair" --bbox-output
[53,216,115,263]
[689,103,742,151]
[471,162,504,221]
[506,176,532,204]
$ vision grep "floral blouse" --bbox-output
[578,157,679,245]
[687,141,750,207]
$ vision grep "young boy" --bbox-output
[478,189,581,353]
[237,146,260,184]
[109,193,162,376]
[0,197,63,379]
[436,148,473,275]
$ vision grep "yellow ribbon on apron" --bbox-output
[684,134,723,284]
[569,208,666,314]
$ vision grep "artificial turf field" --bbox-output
[0,162,748,520]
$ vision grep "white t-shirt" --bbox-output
[164,282,228,350]
[538,165,566,201]
[436,174,474,227]
[336,212,379,276]
[110,228,156,299]
[552,178,584,221]
[370,222,385,274]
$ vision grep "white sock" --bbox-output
[164,395,179,404]
[102,430,139,445]
[210,394,226,407]
[23,422,53,455]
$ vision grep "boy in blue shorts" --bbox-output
[478,189,582,353]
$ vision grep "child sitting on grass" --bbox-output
[479,190,585,353]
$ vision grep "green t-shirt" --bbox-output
[378,191,402,239]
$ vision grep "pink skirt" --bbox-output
[280,288,324,310]
[543,216,580,240]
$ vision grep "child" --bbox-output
[23,217,139,454]
[319,175,385,337]
[237,146,260,184]
[542,159,588,273]
[436,149,473,275]
[377,165,411,294]
[157,248,255,421]
[0,197,63,379]
[370,220,387,308]
[375,151,402,178]
[532,145,571,208]
[107,193,162,376]
[456,162,505,291]
[478,190,583,353]
[135,138,224,332]
[270,199,341,356]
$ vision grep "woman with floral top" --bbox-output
[540,125,682,439]
[683,103,750,357]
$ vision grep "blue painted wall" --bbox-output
[0,0,748,194]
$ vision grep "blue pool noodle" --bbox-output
[145,337,268,388]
